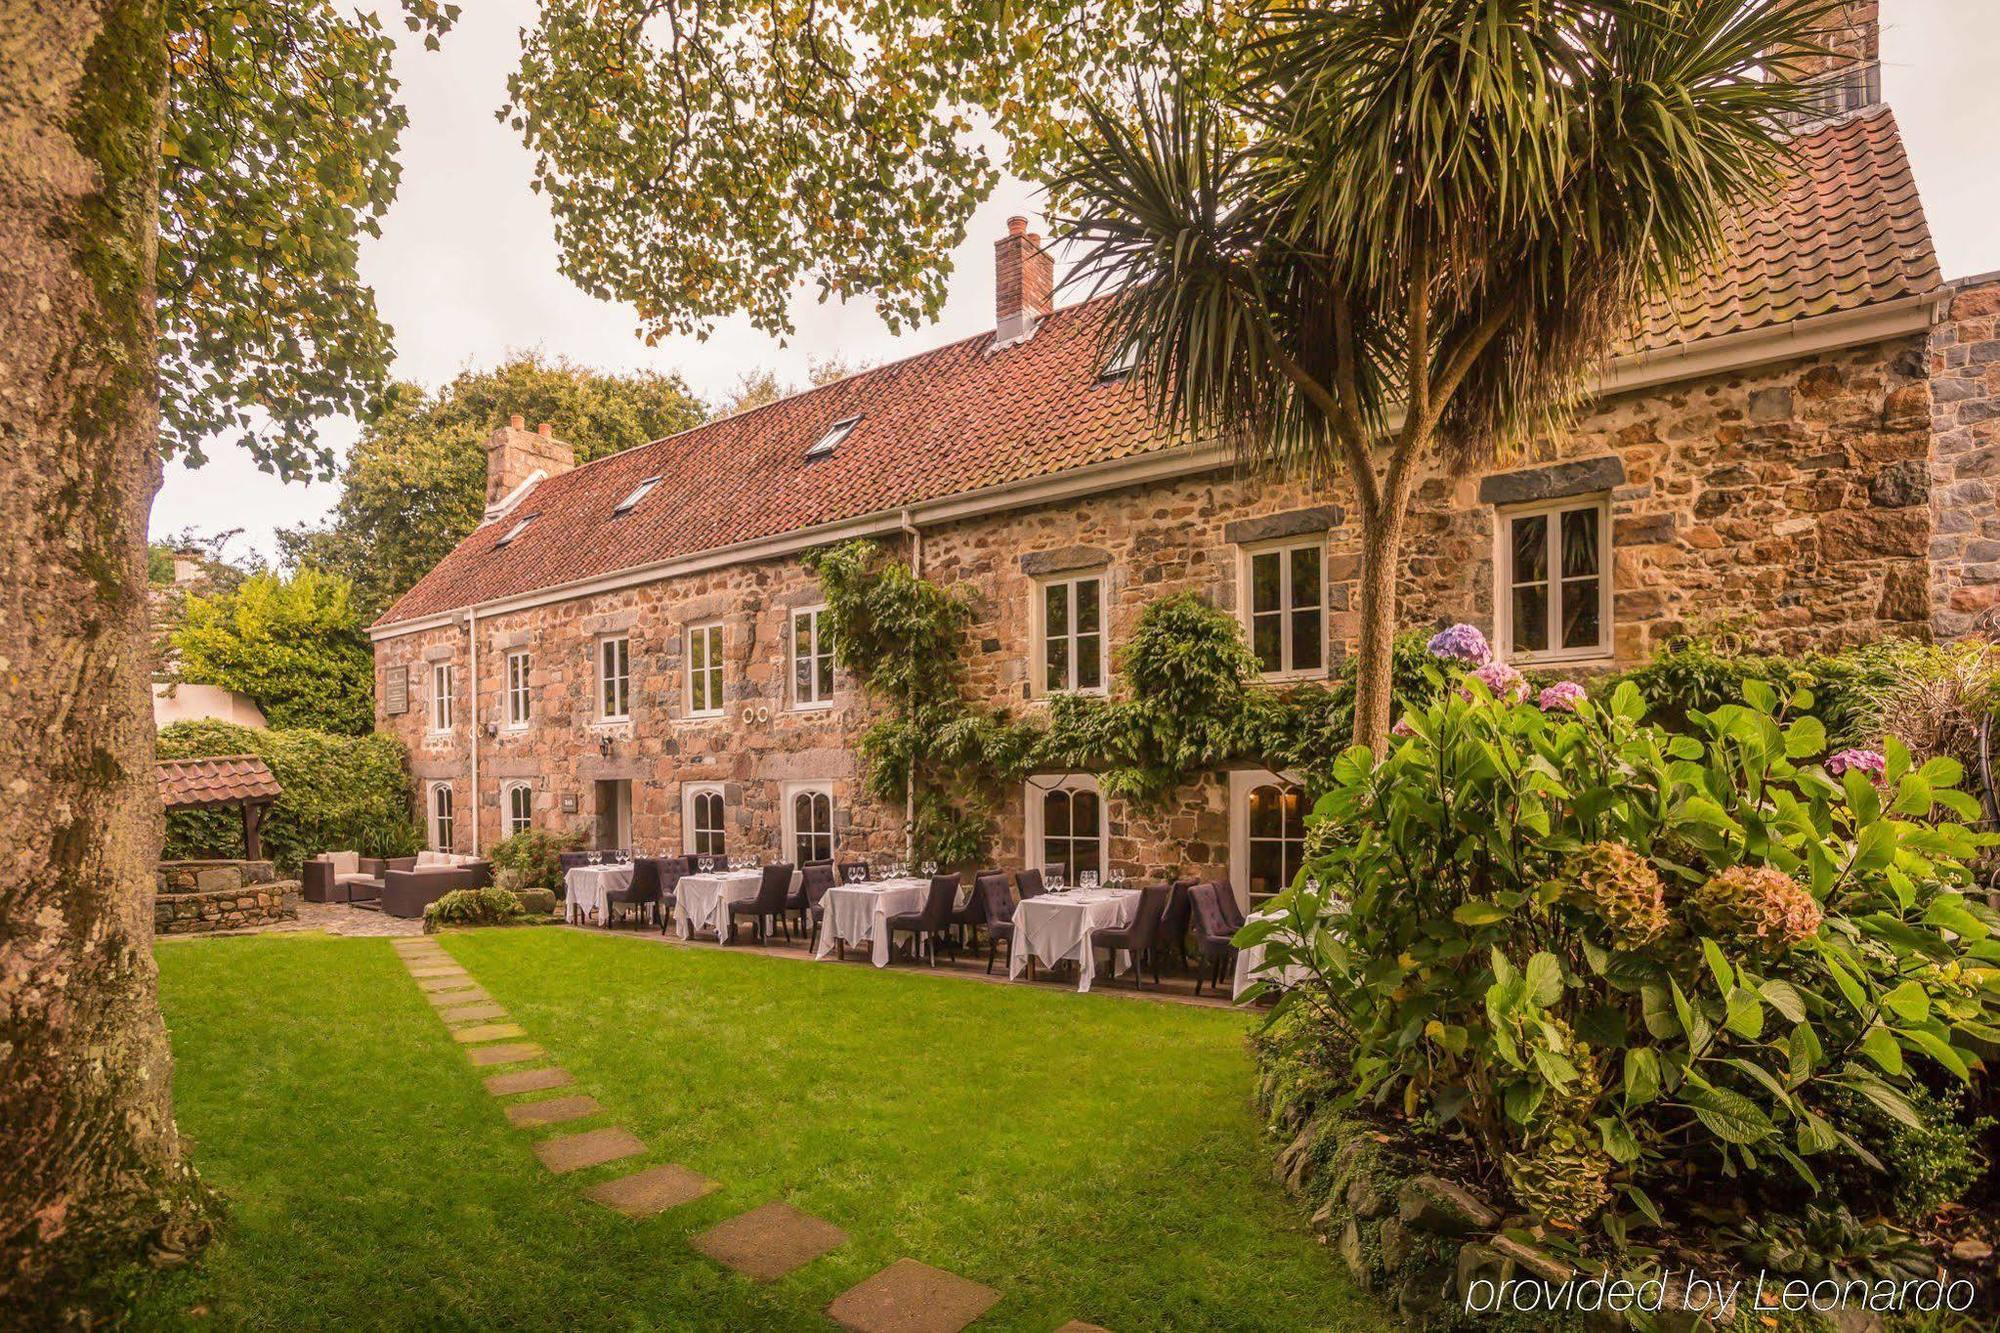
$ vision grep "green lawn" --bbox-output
[136,929,1383,1330]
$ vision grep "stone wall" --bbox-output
[155,859,297,935]
[375,334,1929,886]
[1928,274,2000,639]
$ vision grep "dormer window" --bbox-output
[1097,340,1138,383]
[613,476,662,516]
[806,415,861,461]
[494,513,538,547]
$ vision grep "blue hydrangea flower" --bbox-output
[1426,623,1492,666]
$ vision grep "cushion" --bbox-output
[415,850,451,869]
[335,872,379,886]
[325,850,360,877]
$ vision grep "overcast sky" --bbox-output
[152,1,2000,563]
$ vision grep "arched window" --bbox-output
[1246,781,1305,896]
[688,787,725,856]
[430,782,455,851]
[504,782,533,837]
[1039,784,1103,881]
[791,788,833,864]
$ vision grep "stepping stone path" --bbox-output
[584,1163,718,1217]
[391,939,1004,1327]
[504,1094,602,1128]
[534,1126,646,1174]
[826,1259,1001,1333]
[692,1202,848,1281]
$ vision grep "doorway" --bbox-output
[593,779,632,850]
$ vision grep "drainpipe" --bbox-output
[466,604,480,856]
[901,510,922,860]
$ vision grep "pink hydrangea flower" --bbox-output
[1539,681,1588,713]
[1391,715,1416,738]
[1826,748,1887,780]
[1462,661,1530,704]
[1426,623,1493,666]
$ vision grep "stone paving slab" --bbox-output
[466,1042,544,1066]
[826,1260,1000,1333]
[484,1066,573,1096]
[425,986,489,1008]
[453,1023,527,1044]
[416,973,474,991]
[397,943,446,957]
[409,966,468,979]
[439,1001,507,1023]
[584,1163,719,1217]
[503,1094,602,1127]
[533,1126,646,1174]
[692,1202,847,1281]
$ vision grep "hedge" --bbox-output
[158,720,421,875]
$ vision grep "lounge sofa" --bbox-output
[381,851,493,919]
[303,852,415,904]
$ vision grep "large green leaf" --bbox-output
[1681,1085,1775,1145]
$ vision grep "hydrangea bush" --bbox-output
[1244,638,2000,1243]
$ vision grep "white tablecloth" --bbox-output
[813,877,932,967]
[676,869,800,940]
[1009,887,1139,992]
[565,863,633,923]
[1232,907,1310,1000]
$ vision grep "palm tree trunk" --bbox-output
[1350,498,1407,755]
[0,0,211,1316]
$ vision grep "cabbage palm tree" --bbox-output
[1058,0,1840,750]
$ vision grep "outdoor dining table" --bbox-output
[564,862,632,924]
[1232,907,1308,1000]
[675,867,801,941]
[812,876,932,967]
[1008,885,1142,993]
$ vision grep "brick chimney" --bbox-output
[485,414,574,515]
[1785,0,1880,119]
[994,215,1054,347]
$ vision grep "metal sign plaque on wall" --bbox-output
[383,665,409,716]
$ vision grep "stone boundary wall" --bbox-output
[155,859,298,935]
[1928,272,2000,639]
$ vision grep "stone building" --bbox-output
[371,15,2000,901]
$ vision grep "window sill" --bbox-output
[788,700,836,714]
[1504,650,1615,670]
[682,710,726,723]
[1025,688,1110,706]
[590,717,634,730]
[1256,668,1332,686]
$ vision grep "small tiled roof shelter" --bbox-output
[157,755,283,860]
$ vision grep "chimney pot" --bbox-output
[1007,216,1028,237]
[509,413,524,429]
[486,418,575,511]
[537,422,552,437]
[994,214,1055,346]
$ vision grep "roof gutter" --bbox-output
[370,293,1945,644]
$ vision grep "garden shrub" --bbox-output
[422,886,525,933]
[1248,648,2000,1259]
[158,720,420,875]
[488,827,582,892]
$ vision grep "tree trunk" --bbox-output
[0,0,211,1318]
[1349,499,1408,755]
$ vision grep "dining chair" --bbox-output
[947,871,990,948]
[1188,882,1238,997]
[1091,883,1170,988]
[605,857,661,929]
[886,873,959,966]
[1159,879,1198,972]
[655,856,688,934]
[726,863,796,945]
[1212,878,1247,932]
[977,872,1017,975]
[1015,867,1046,900]
[799,862,836,951]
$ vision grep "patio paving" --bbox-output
[483,1066,574,1096]
[466,1041,545,1066]
[424,986,488,1007]
[584,1163,719,1217]
[533,1126,646,1174]
[440,1002,508,1023]
[825,1259,1000,1333]
[417,973,474,991]
[692,1202,847,1281]
[409,965,468,979]
[503,1094,601,1127]
[454,1023,528,1044]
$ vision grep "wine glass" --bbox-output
[1048,869,1066,892]
[921,860,938,877]
[1080,869,1099,890]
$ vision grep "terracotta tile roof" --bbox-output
[157,755,283,810]
[377,106,1936,629]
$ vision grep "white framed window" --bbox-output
[613,476,662,516]
[1034,573,1107,695]
[806,414,861,460]
[1229,769,1306,904]
[683,783,726,856]
[430,661,455,732]
[1239,538,1325,678]
[782,781,835,865]
[428,781,455,851]
[1024,774,1106,881]
[505,650,532,728]
[598,635,631,721]
[687,622,724,717]
[504,781,534,837]
[791,606,835,709]
[1495,496,1612,661]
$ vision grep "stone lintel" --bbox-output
[1223,505,1344,546]
[1477,456,1625,508]
[1019,545,1111,577]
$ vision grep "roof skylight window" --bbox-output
[495,512,538,547]
[1097,340,1139,382]
[806,414,862,460]
[614,476,663,515]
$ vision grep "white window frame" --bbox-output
[1031,571,1109,697]
[1493,494,1614,664]
[1023,774,1109,880]
[430,661,454,733]
[598,634,631,722]
[1228,768,1307,909]
[428,781,455,851]
[781,780,836,866]
[682,782,727,857]
[1237,536,1329,680]
[790,605,835,710]
[503,781,534,837]
[687,622,724,718]
[505,650,532,729]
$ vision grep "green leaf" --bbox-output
[1452,901,1508,927]
[1524,952,1563,1008]
[1788,1022,1823,1083]
[1758,979,1806,1023]
[1859,1026,1903,1075]
[1623,1047,1661,1108]
[1598,1116,1642,1165]
[1782,715,1825,758]
[1681,1085,1776,1145]
[1610,680,1644,722]
[1724,989,1764,1040]
[1901,1028,1972,1081]
[1847,1075,1922,1131]
[1881,980,1930,1025]
[1533,1046,1579,1088]
[1700,938,1734,995]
